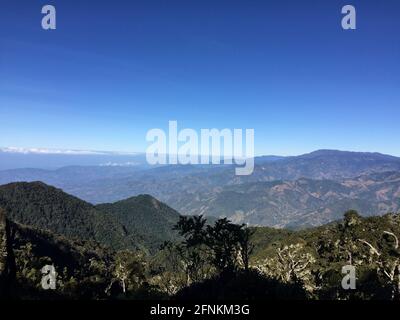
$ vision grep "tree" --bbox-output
[173,216,213,285]
[111,250,146,295]
[255,244,316,292]
[340,210,363,265]
[237,227,255,272]
[0,207,15,298]
[150,242,187,295]
[358,231,400,299]
[173,216,255,277]
[174,215,207,248]
[205,218,243,273]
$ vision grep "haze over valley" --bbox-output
[1,148,399,229]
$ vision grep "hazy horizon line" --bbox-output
[1,146,399,159]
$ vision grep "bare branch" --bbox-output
[358,239,381,256]
[383,231,399,249]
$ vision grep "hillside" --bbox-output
[248,211,400,299]
[0,182,183,252]
[2,201,400,300]
[0,207,116,299]
[96,195,181,251]
[0,182,132,250]
[163,171,400,228]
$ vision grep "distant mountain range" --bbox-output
[1,149,400,228]
[173,171,400,228]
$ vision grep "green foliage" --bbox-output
[0,182,183,252]
[174,216,255,275]
[251,211,400,299]
[97,195,181,252]
[7,220,115,299]
[110,250,147,295]
[0,182,131,250]
[2,182,400,301]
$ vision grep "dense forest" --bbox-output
[1,182,400,300]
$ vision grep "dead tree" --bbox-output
[359,231,400,299]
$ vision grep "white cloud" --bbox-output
[0,147,139,156]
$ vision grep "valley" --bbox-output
[1,150,399,229]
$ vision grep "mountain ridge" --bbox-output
[0,182,181,251]
[1,150,400,228]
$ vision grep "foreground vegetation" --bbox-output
[2,205,400,300]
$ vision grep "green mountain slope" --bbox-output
[97,195,181,251]
[0,182,182,251]
[0,182,133,250]
[0,207,116,299]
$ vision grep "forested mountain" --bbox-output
[0,182,130,250]
[0,207,116,299]
[97,195,181,251]
[2,191,400,300]
[0,182,181,251]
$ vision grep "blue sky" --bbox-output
[0,0,399,156]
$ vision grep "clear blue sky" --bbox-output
[0,0,399,156]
